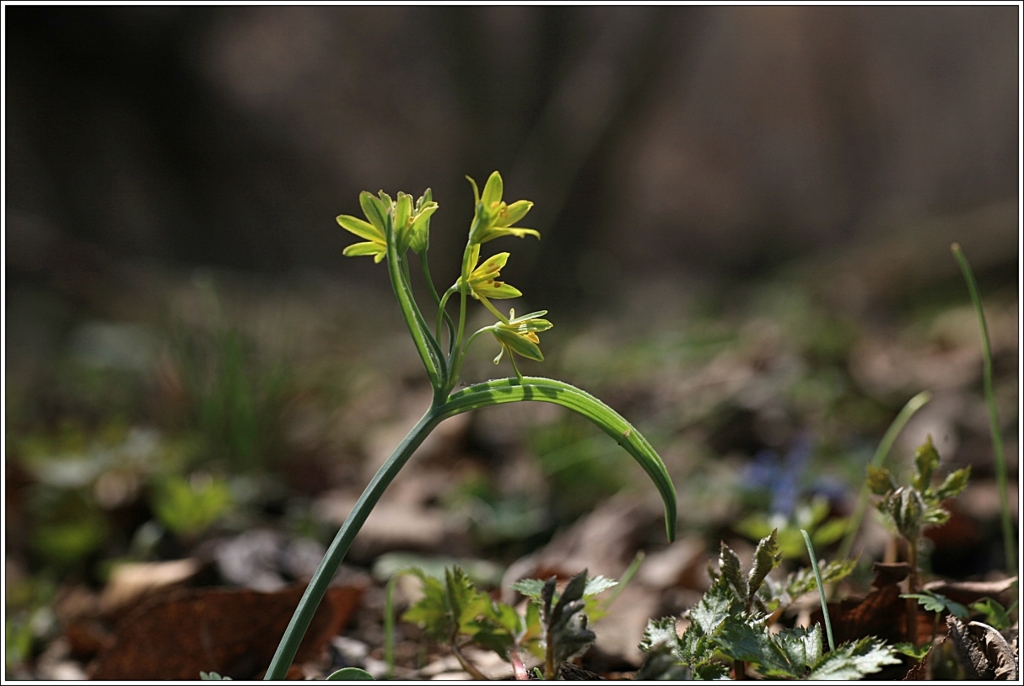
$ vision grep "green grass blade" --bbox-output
[951,243,1016,578]
[801,529,835,653]
[838,390,931,561]
[440,377,677,542]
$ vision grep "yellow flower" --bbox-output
[491,309,553,364]
[338,190,437,261]
[467,172,539,245]
[457,248,522,301]
[337,191,388,262]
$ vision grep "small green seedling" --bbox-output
[868,435,970,646]
[264,173,677,679]
[637,530,899,680]
[400,565,616,679]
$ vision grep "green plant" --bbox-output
[636,531,898,680]
[400,565,618,680]
[950,243,1016,579]
[264,172,677,679]
[152,473,233,540]
[867,435,970,646]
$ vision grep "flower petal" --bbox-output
[359,191,389,234]
[343,241,386,258]
[337,214,383,242]
[481,171,503,208]
[493,327,544,361]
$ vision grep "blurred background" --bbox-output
[4,5,1020,678]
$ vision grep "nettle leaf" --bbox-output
[583,575,618,598]
[639,616,681,654]
[403,567,491,642]
[912,435,940,491]
[718,542,747,601]
[866,465,895,496]
[512,577,544,602]
[807,637,901,680]
[402,573,451,640]
[783,558,857,601]
[686,575,737,636]
[716,616,797,677]
[747,530,781,602]
[774,625,823,674]
[933,466,971,500]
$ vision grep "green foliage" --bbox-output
[152,473,232,539]
[902,590,968,619]
[736,497,849,559]
[266,173,677,679]
[401,565,619,679]
[168,291,292,472]
[326,667,374,680]
[869,435,969,549]
[637,531,898,680]
[402,566,542,673]
[970,598,1016,631]
[199,672,232,680]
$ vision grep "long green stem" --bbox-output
[385,220,447,402]
[951,243,1016,578]
[266,376,678,679]
[265,408,445,680]
[838,391,931,561]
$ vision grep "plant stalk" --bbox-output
[264,408,444,680]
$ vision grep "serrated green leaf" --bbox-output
[402,572,450,640]
[774,625,822,673]
[716,616,796,677]
[639,617,681,653]
[912,435,940,491]
[747,530,781,601]
[933,466,971,500]
[902,591,968,618]
[807,638,901,680]
[783,558,857,601]
[687,576,737,635]
[583,575,618,598]
[867,465,895,496]
[718,542,747,601]
[512,578,544,602]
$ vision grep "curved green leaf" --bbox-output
[440,377,677,541]
[327,667,374,680]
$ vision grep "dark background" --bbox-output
[6,5,1019,309]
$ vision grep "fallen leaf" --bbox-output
[89,582,365,680]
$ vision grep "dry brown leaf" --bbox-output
[89,582,365,680]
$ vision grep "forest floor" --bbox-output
[4,238,1019,680]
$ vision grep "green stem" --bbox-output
[951,243,1016,579]
[264,408,445,680]
[385,220,447,401]
[838,390,931,561]
[801,529,835,653]
[266,377,677,679]
[436,285,458,352]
